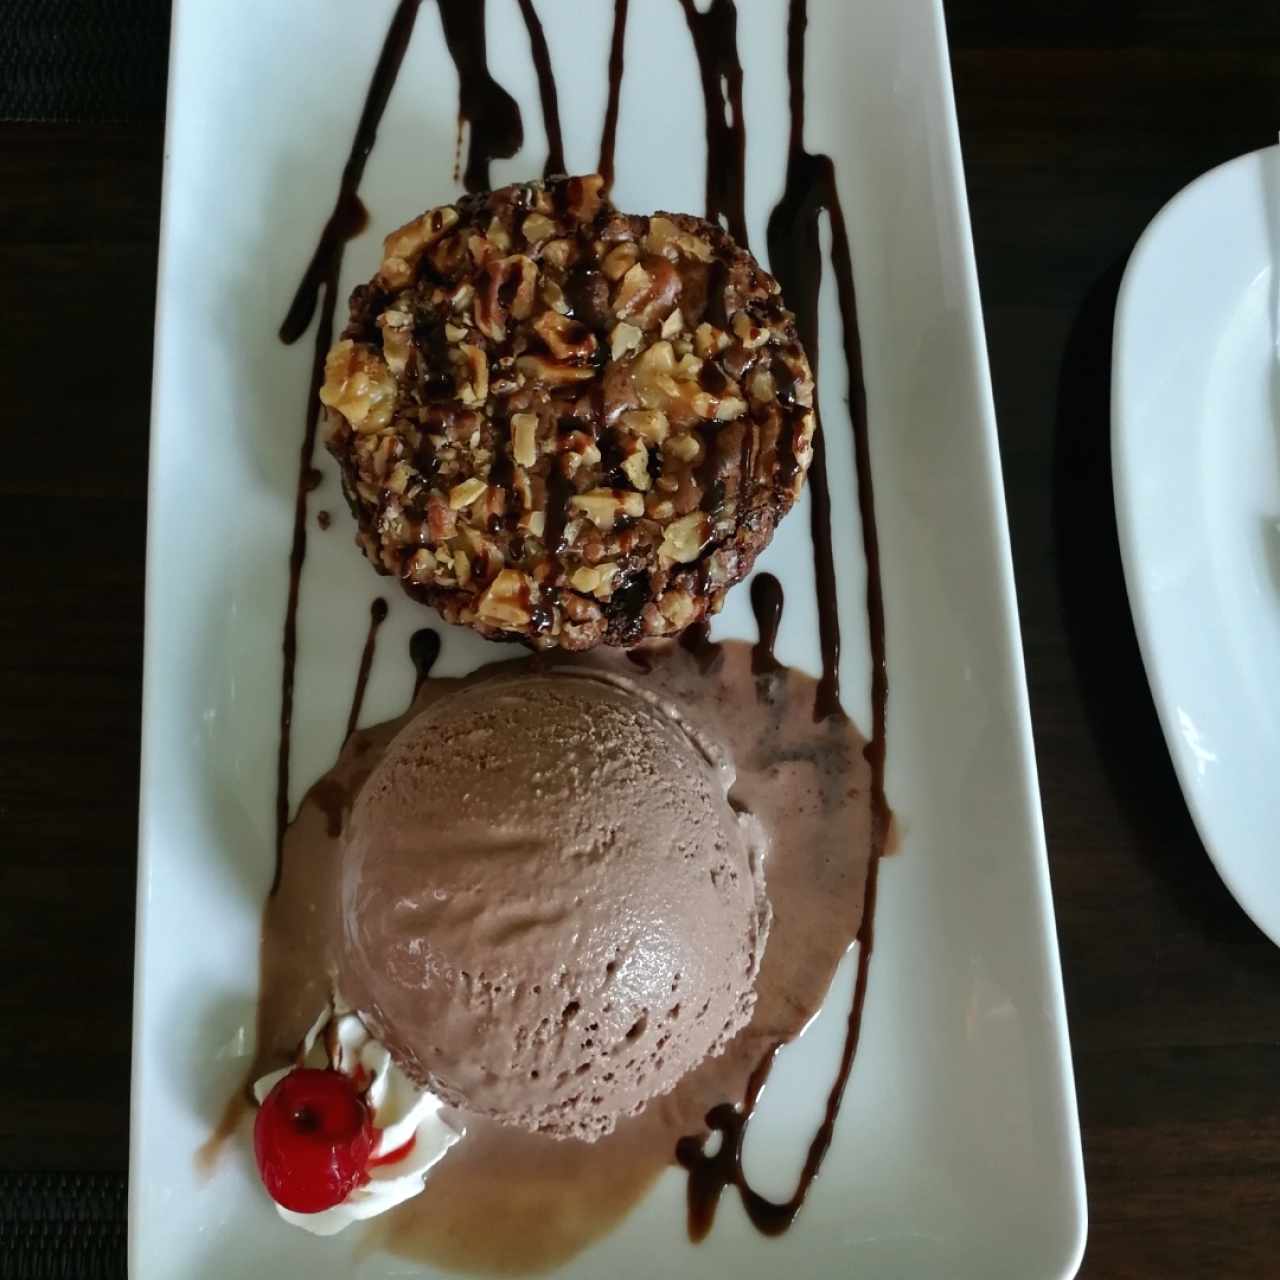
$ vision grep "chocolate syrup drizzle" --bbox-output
[344,598,389,742]
[437,0,523,193]
[750,572,783,676]
[272,0,423,893]
[677,0,749,246]
[271,0,889,1247]
[515,0,566,178]
[679,621,723,675]
[409,627,442,696]
[764,83,838,718]
[597,0,629,189]
[677,0,891,1239]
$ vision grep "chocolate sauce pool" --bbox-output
[257,629,872,1273]
[262,0,891,1261]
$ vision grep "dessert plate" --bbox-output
[130,0,1086,1276]
[1114,145,1280,946]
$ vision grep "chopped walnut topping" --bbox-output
[643,215,714,262]
[516,352,596,386]
[664,432,701,463]
[620,441,651,491]
[510,413,538,468]
[475,254,538,342]
[614,257,681,329]
[379,205,460,288]
[534,311,597,361]
[455,344,489,405]
[377,310,414,376]
[449,477,488,510]
[695,392,747,422]
[454,546,473,586]
[613,263,653,317]
[324,175,815,649]
[386,461,414,495]
[610,322,644,361]
[570,489,646,529]
[486,217,512,254]
[404,548,437,582]
[523,212,556,244]
[694,322,731,357]
[602,243,639,281]
[732,310,770,350]
[476,569,533,628]
[319,340,397,434]
[620,408,670,443]
[542,238,573,270]
[659,512,711,564]
[658,589,697,628]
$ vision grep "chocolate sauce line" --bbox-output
[677,0,749,247]
[750,572,783,675]
[598,0,629,189]
[279,0,421,345]
[515,0,566,179]
[437,0,523,194]
[272,0,424,895]
[410,627,442,697]
[678,859,883,1239]
[764,38,840,722]
[679,621,723,675]
[344,598,390,742]
[680,0,891,1239]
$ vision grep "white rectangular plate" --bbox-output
[130,1,1086,1276]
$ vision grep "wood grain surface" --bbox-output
[2,3,1280,1275]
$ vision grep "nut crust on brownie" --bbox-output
[320,174,815,650]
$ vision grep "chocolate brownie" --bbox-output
[320,175,815,649]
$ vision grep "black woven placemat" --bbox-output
[0,1172,126,1279]
[0,0,170,122]
[1,0,164,1262]
[1,0,167,1259]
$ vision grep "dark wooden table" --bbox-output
[4,3,1280,1276]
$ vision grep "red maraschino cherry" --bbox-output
[253,1068,374,1213]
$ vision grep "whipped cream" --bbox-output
[253,996,463,1236]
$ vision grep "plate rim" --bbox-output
[925,4,1087,1273]
[128,0,192,1271]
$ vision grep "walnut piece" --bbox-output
[319,340,397,434]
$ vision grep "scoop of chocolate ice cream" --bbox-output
[338,668,769,1141]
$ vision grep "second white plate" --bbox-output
[1115,144,1280,944]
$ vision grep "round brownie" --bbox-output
[320,174,815,649]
